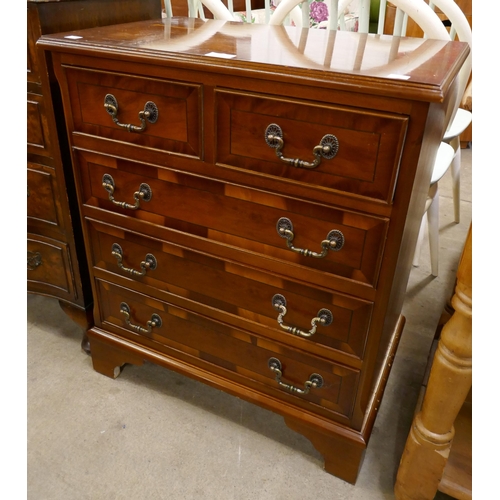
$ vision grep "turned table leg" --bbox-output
[394,227,472,500]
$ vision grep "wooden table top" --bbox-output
[38,17,469,102]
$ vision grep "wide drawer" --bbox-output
[64,66,201,158]
[88,219,373,360]
[27,162,60,227]
[77,150,388,288]
[96,279,360,420]
[215,90,408,203]
[27,234,74,298]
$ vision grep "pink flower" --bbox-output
[310,1,329,23]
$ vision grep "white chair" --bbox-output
[443,103,471,225]
[162,0,448,37]
[253,0,449,34]
[412,142,455,276]
[411,0,471,276]
[432,0,472,227]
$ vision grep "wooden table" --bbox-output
[395,225,472,499]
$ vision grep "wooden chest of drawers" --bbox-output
[27,0,161,347]
[39,18,468,483]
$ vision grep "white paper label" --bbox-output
[205,52,236,59]
[387,74,411,80]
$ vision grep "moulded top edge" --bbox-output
[38,17,470,103]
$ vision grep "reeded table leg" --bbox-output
[394,227,472,500]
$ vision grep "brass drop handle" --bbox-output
[102,173,152,210]
[104,93,159,133]
[265,123,339,169]
[276,217,344,258]
[111,244,157,277]
[272,294,333,338]
[119,302,162,334]
[268,357,323,395]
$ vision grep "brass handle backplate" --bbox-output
[276,217,344,258]
[272,294,333,338]
[112,243,157,277]
[27,251,42,270]
[265,123,339,169]
[102,173,152,210]
[104,93,158,133]
[119,302,162,334]
[268,357,323,395]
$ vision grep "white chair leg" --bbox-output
[427,186,440,277]
[412,216,426,268]
[450,136,461,223]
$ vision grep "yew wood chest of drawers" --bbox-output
[39,18,468,483]
[27,0,161,346]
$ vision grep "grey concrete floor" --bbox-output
[27,147,471,500]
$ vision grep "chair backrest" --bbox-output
[163,0,461,42]
[427,0,472,128]
[271,0,450,36]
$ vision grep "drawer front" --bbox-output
[27,8,40,85]
[96,279,359,420]
[77,150,388,288]
[27,235,73,297]
[215,90,408,203]
[27,93,53,158]
[28,163,60,227]
[88,219,373,360]
[65,66,201,158]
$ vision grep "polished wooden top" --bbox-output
[38,17,469,102]
[28,0,89,3]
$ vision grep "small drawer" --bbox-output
[64,66,201,158]
[96,279,359,420]
[27,234,73,297]
[27,93,53,158]
[27,9,41,85]
[88,219,373,360]
[77,150,388,288]
[215,90,408,203]
[28,163,60,227]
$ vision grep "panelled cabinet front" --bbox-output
[27,0,161,347]
[39,18,468,484]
